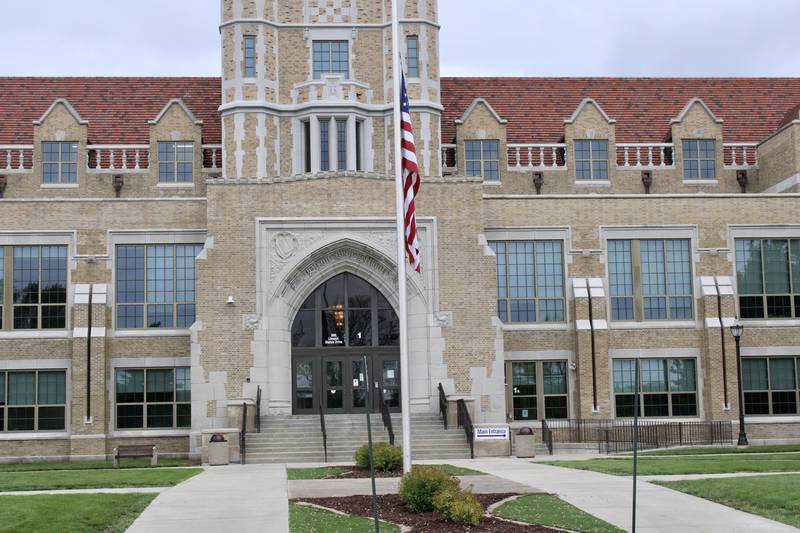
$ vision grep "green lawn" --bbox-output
[0,493,156,533]
[656,474,800,529]
[541,453,800,476]
[493,493,623,533]
[0,458,192,473]
[286,464,484,480]
[643,444,800,456]
[0,468,201,492]
[289,502,399,532]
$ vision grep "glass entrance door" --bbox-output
[293,356,317,415]
[324,359,346,413]
[375,356,401,413]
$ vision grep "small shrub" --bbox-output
[353,443,403,472]
[432,483,459,516]
[445,488,484,527]
[399,466,459,512]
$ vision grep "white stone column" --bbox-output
[347,115,357,171]
[310,115,320,173]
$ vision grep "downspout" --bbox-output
[587,279,598,411]
[86,285,93,422]
[716,285,729,408]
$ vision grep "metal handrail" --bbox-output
[542,419,554,455]
[438,383,448,430]
[240,401,248,464]
[255,386,262,433]
[378,387,395,445]
[456,399,474,459]
[319,398,328,463]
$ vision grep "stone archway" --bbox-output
[250,219,450,416]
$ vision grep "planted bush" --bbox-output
[444,488,484,526]
[399,466,459,513]
[353,443,403,472]
[432,483,460,516]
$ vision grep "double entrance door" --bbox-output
[292,351,401,414]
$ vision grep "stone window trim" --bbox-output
[609,352,702,420]
[0,360,70,439]
[600,226,700,327]
[108,357,190,437]
[740,355,800,417]
[0,232,75,337]
[107,231,206,337]
[505,359,571,422]
[728,226,800,325]
[297,114,366,174]
[243,35,256,78]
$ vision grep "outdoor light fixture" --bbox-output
[641,171,653,194]
[226,295,236,305]
[736,170,748,194]
[533,171,544,194]
[730,319,748,446]
[113,174,124,197]
[333,304,345,329]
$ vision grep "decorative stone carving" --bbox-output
[242,314,261,331]
[273,232,298,260]
[435,311,453,327]
[585,128,596,139]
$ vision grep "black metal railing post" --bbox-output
[240,401,248,464]
[255,386,262,433]
[456,399,474,459]
[319,398,328,463]
[438,383,448,430]
[379,387,395,445]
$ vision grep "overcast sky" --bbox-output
[1,0,799,77]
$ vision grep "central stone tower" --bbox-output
[219,0,442,180]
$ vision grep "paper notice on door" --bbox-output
[353,379,359,387]
[359,373,364,381]
[522,409,528,418]
[386,369,395,379]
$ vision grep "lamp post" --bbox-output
[730,320,748,446]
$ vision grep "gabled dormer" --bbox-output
[670,98,724,184]
[455,98,507,183]
[33,98,88,190]
[149,99,204,189]
[564,98,616,184]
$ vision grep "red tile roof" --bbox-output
[1,77,798,146]
[0,77,221,145]
[440,77,800,144]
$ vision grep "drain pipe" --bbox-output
[587,279,598,411]
[85,285,93,423]
[716,285,730,409]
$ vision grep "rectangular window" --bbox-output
[506,360,568,421]
[0,247,3,330]
[336,119,347,171]
[42,141,78,184]
[319,120,330,172]
[489,241,565,323]
[613,358,697,417]
[682,139,716,179]
[115,244,202,329]
[303,121,312,173]
[574,140,608,180]
[1,370,66,432]
[465,140,499,181]
[407,36,419,77]
[312,41,349,79]
[243,35,256,77]
[608,239,693,321]
[115,367,190,429]
[355,120,363,171]
[735,238,800,319]
[158,142,194,183]
[743,357,799,415]
[5,245,68,330]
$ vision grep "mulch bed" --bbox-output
[295,493,564,532]
[325,467,403,478]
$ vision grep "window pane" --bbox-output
[542,361,567,394]
[791,240,800,293]
[147,404,174,428]
[38,371,66,404]
[13,246,39,304]
[671,393,697,416]
[608,240,633,320]
[613,359,637,393]
[407,36,418,77]
[511,362,536,396]
[8,372,35,405]
[742,359,768,391]
[377,309,399,346]
[117,405,144,429]
[348,310,372,346]
[669,359,696,392]
[13,306,38,330]
[772,391,797,415]
[744,391,770,415]
[38,406,65,430]
[147,369,174,403]
[544,395,568,419]
[640,359,667,392]
[177,404,191,428]
[116,369,144,404]
[769,358,796,390]
[763,240,790,294]
[8,407,35,431]
[117,246,145,305]
[176,368,191,403]
[291,309,316,347]
[643,394,669,416]
[41,246,67,304]
[615,395,636,417]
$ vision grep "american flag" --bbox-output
[400,73,422,272]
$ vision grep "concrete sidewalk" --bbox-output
[448,458,797,533]
[126,464,288,533]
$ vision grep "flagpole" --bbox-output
[390,0,413,475]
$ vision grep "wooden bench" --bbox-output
[112,445,158,468]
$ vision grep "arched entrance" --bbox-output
[290,272,401,414]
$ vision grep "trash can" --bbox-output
[515,427,536,458]
[208,433,230,465]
